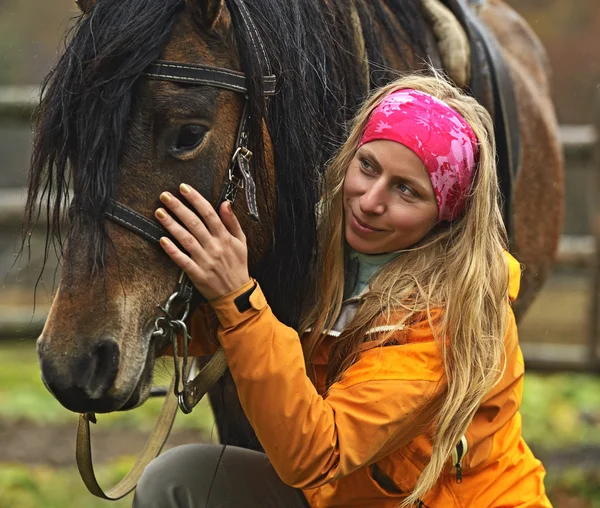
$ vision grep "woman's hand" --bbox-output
[155,183,250,301]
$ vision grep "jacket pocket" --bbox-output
[374,445,426,495]
[371,463,404,494]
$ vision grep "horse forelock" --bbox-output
[24,0,183,274]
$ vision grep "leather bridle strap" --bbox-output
[143,61,276,95]
[76,377,178,500]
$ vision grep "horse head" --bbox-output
[30,0,283,414]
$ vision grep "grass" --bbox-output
[0,339,215,507]
[0,462,134,508]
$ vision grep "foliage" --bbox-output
[521,373,600,450]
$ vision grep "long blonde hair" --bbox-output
[299,74,509,505]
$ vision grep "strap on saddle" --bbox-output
[440,0,521,246]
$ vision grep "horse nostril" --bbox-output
[74,337,120,399]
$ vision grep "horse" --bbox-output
[25,0,563,453]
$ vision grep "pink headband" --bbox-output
[359,88,479,222]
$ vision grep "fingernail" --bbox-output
[226,201,232,212]
[155,209,167,220]
[159,237,171,248]
[160,192,172,203]
[180,183,191,195]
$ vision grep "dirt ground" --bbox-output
[0,419,209,467]
[2,417,599,472]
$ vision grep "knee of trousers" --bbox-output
[132,444,224,508]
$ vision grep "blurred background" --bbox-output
[1,1,599,507]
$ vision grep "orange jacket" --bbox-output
[188,253,550,507]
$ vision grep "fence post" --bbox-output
[589,88,600,369]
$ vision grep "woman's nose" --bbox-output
[359,183,386,215]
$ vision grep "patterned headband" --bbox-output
[359,88,479,222]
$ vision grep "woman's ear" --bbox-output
[185,0,226,30]
[75,0,95,15]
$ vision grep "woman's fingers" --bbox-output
[219,201,245,242]
[155,205,206,257]
[159,191,211,242]
[178,184,227,237]
[159,237,202,281]
[156,185,250,300]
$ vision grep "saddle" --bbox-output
[440,0,521,245]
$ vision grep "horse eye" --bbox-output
[175,125,207,151]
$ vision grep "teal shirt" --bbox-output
[346,249,401,298]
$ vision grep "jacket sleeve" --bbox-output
[209,280,447,489]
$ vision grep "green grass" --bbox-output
[545,468,600,508]
[0,339,214,431]
[0,461,134,508]
[0,340,215,507]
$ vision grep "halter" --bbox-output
[103,0,276,414]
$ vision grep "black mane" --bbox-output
[228,0,428,325]
[24,0,430,327]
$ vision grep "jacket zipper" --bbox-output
[451,435,468,484]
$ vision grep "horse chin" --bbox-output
[117,328,170,411]
[119,350,155,411]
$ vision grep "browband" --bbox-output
[144,61,276,96]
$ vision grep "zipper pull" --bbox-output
[455,462,463,484]
[453,436,467,484]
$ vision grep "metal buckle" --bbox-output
[231,145,253,165]
[227,146,253,188]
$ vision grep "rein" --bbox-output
[77,0,276,499]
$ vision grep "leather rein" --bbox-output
[76,0,276,499]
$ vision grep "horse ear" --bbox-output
[75,0,96,15]
[186,0,226,30]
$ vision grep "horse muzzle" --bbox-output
[37,334,132,413]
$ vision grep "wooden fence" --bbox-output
[1,86,599,372]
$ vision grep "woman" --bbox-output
[133,75,550,507]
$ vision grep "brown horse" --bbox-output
[25,0,563,448]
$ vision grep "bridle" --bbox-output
[76,1,276,499]
[103,1,276,414]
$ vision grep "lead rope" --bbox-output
[76,376,178,500]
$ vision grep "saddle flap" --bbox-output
[439,0,521,244]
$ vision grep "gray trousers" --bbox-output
[132,444,310,508]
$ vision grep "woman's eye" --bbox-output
[398,183,413,196]
[360,158,373,172]
[175,125,207,151]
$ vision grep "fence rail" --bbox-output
[1,86,599,373]
[0,85,40,120]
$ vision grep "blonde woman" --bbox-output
[133,75,550,507]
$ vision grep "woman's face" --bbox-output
[343,140,439,254]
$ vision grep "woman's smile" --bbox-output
[350,211,385,235]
